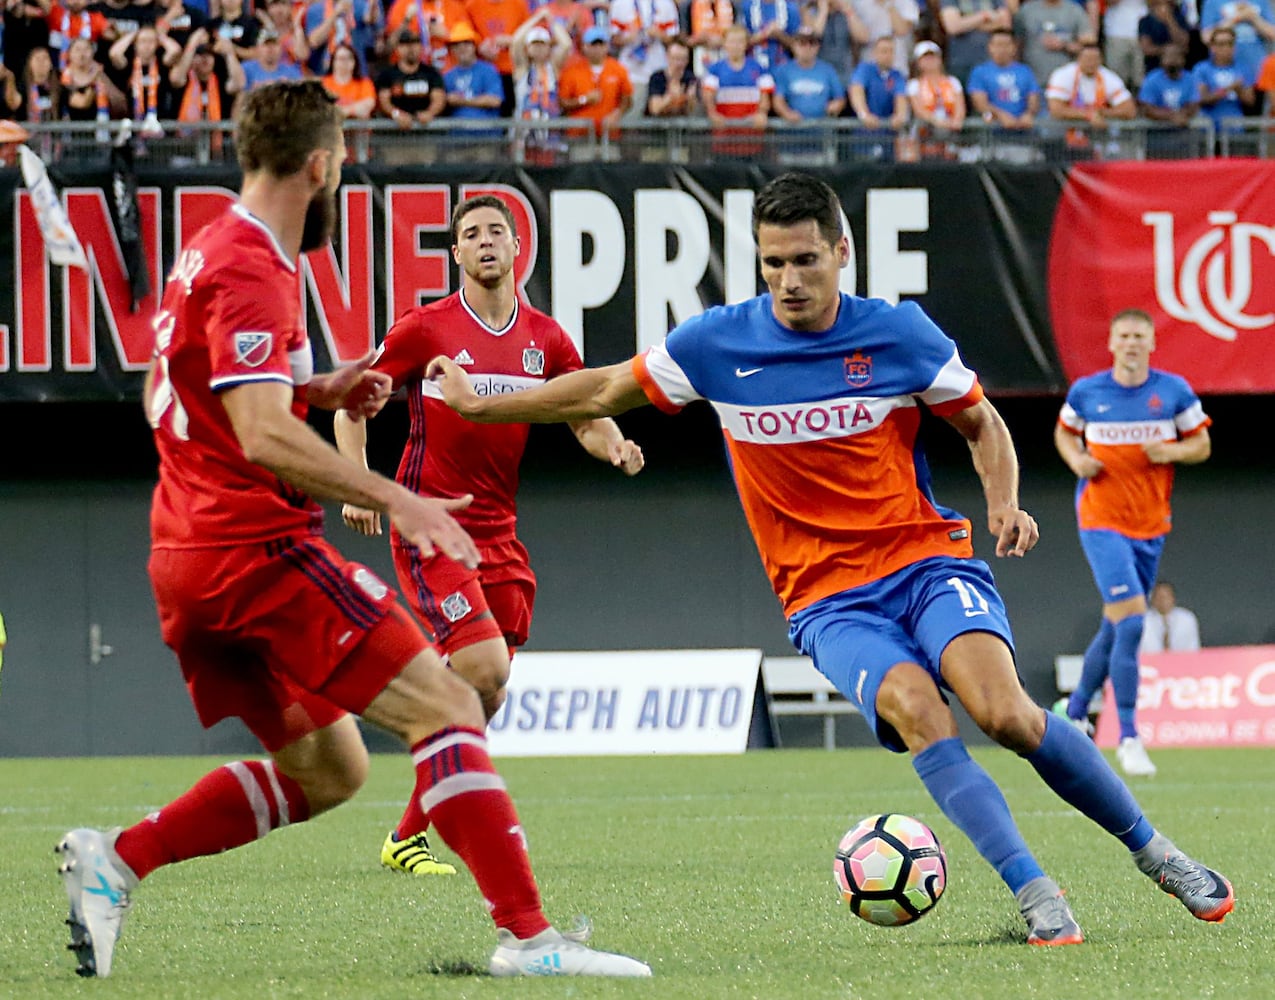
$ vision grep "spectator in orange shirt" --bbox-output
[1258,49,1275,111]
[559,22,633,136]
[386,0,474,71]
[466,0,531,113]
[323,40,377,115]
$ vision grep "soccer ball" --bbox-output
[833,813,947,926]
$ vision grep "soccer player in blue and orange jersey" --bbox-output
[1054,309,1211,777]
[427,172,1235,945]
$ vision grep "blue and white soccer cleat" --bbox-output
[489,926,652,977]
[55,827,138,977]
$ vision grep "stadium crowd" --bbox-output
[2,0,1274,151]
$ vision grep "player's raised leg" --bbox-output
[360,646,651,977]
[877,657,1083,946]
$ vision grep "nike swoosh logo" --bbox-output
[964,609,988,618]
[735,367,763,378]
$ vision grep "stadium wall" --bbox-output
[0,396,1271,756]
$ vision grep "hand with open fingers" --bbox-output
[390,493,479,569]
[991,507,1038,558]
[425,355,479,413]
[342,503,382,536]
[609,438,645,476]
[306,349,391,415]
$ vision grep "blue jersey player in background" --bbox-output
[1054,308,1212,776]
[427,173,1234,944]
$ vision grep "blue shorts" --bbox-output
[1078,529,1164,605]
[786,556,1015,753]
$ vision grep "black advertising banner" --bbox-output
[3,159,1269,402]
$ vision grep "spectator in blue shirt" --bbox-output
[1139,42,1201,121]
[772,26,847,118]
[849,33,910,127]
[740,0,805,69]
[443,22,503,119]
[967,27,1041,128]
[1200,0,1275,77]
[304,0,382,77]
[240,30,304,96]
[1139,42,1203,152]
[1193,25,1256,124]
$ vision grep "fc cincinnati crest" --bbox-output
[522,348,545,375]
[844,351,872,387]
[234,331,273,368]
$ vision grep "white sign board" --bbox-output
[487,649,764,756]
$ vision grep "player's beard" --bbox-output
[299,187,337,254]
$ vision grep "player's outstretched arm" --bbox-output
[334,409,383,536]
[568,418,645,476]
[222,380,477,567]
[427,356,650,423]
[945,398,1039,558]
[305,348,393,418]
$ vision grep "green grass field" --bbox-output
[1,746,1271,1000]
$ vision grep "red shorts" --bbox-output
[392,536,536,656]
[149,536,430,752]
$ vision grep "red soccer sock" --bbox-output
[413,727,550,940]
[393,790,429,841]
[114,760,311,881]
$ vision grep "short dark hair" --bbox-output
[235,80,342,177]
[450,193,517,245]
[752,172,844,247]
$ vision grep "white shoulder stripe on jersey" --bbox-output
[210,372,294,391]
[1059,401,1084,432]
[714,394,915,445]
[1175,400,1209,434]
[918,347,978,408]
[642,343,701,406]
[420,372,544,399]
[1084,419,1177,445]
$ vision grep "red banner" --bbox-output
[1049,161,1275,394]
[1094,645,1275,748]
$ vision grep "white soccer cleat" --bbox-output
[1117,736,1157,777]
[55,827,137,978]
[489,927,652,978]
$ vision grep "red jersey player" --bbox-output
[54,81,650,982]
[335,193,644,876]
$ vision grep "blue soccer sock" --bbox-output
[1025,712,1153,851]
[913,738,1044,894]
[1067,618,1115,720]
[1109,615,1146,740]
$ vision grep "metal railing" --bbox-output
[7,115,1260,168]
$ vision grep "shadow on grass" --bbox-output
[426,959,489,976]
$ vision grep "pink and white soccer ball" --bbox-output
[833,813,947,926]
